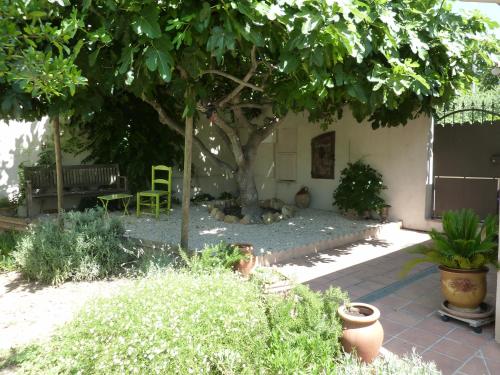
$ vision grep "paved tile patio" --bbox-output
[274,231,499,375]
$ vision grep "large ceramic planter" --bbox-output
[232,243,256,276]
[439,266,488,309]
[338,303,384,363]
[295,187,311,208]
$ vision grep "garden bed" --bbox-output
[121,205,402,264]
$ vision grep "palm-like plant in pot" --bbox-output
[402,209,498,310]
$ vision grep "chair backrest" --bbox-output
[151,165,172,191]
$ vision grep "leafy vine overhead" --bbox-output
[1,0,498,217]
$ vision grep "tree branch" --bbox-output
[201,69,263,92]
[210,111,245,166]
[142,95,235,173]
[218,46,260,107]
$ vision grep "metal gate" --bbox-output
[432,102,500,219]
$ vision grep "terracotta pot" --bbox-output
[295,187,310,208]
[378,206,390,223]
[338,303,384,363]
[439,266,488,309]
[232,243,256,276]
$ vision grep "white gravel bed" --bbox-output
[120,205,381,254]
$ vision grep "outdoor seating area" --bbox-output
[1,1,499,374]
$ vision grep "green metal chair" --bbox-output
[136,165,172,218]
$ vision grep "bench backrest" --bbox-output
[24,164,121,189]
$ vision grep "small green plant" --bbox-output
[190,192,215,203]
[333,160,386,216]
[180,241,250,272]
[218,191,234,200]
[13,208,135,284]
[402,209,499,275]
[0,231,18,271]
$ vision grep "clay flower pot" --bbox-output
[338,303,384,363]
[232,243,256,276]
[439,266,488,309]
[295,187,311,208]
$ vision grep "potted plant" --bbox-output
[338,302,384,363]
[333,160,387,219]
[402,209,498,309]
[230,243,256,276]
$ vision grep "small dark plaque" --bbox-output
[311,132,335,179]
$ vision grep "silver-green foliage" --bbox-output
[337,352,441,375]
[13,208,134,284]
[402,209,499,273]
[17,270,348,374]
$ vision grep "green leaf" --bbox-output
[131,5,161,39]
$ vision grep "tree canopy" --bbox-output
[1,0,498,215]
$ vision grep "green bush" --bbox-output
[0,231,18,271]
[13,208,135,284]
[333,160,386,216]
[16,269,349,374]
[180,241,250,272]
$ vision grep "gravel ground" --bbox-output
[0,272,130,352]
[121,205,381,254]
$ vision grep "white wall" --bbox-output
[0,118,49,200]
[190,110,441,232]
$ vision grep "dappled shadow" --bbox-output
[1,272,51,294]
[275,237,392,269]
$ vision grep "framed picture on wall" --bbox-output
[311,131,335,179]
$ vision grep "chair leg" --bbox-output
[136,193,141,217]
[155,195,160,218]
[167,190,171,213]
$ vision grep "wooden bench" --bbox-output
[25,164,128,217]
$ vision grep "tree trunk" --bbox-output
[52,116,64,227]
[181,115,194,250]
[237,157,262,222]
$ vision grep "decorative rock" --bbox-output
[207,203,215,212]
[269,198,285,211]
[281,205,296,218]
[210,208,219,217]
[240,215,252,225]
[262,212,274,224]
[215,211,226,221]
[272,212,282,222]
[224,215,239,224]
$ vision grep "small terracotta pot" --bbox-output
[439,266,488,309]
[232,243,256,276]
[295,187,311,208]
[338,303,384,363]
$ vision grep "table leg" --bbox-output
[123,197,131,216]
[99,198,109,217]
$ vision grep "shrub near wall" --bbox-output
[14,208,134,284]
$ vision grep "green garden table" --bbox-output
[97,193,133,216]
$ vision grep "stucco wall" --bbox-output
[190,110,441,232]
[0,118,49,200]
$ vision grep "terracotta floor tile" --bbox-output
[485,358,500,375]
[446,326,495,348]
[480,340,500,363]
[397,327,441,348]
[398,302,436,317]
[421,350,463,375]
[379,318,409,337]
[383,310,423,326]
[458,356,489,375]
[414,315,456,336]
[372,294,410,311]
[384,337,425,357]
[430,338,477,361]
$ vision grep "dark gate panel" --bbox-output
[434,177,498,218]
[433,120,500,219]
